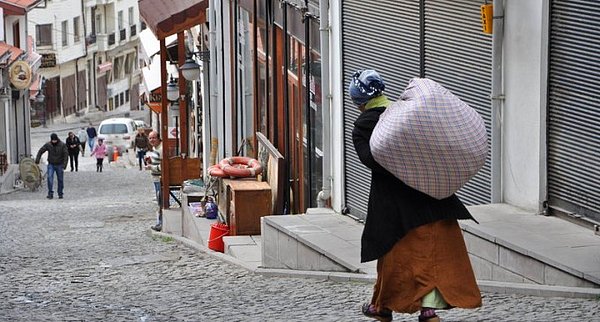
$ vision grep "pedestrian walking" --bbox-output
[65,132,81,172]
[35,133,68,199]
[145,131,163,231]
[86,123,97,152]
[349,70,481,322]
[134,128,151,171]
[90,137,107,172]
[77,127,88,156]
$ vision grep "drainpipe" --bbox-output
[209,2,219,164]
[490,1,505,203]
[316,0,331,208]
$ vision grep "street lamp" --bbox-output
[166,76,179,102]
[179,51,209,81]
[35,88,47,128]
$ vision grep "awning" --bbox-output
[141,54,178,95]
[97,62,113,73]
[146,102,162,114]
[139,28,177,65]
[138,0,208,39]
[0,0,43,15]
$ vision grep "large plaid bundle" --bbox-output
[370,78,488,199]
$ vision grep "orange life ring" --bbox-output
[219,156,263,178]
[207,165,227,177]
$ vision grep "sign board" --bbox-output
[168,126,178,139]
[9,61,32,90]
[40,53,56,68]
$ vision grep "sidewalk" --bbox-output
[157,201,600,299]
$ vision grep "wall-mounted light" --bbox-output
[179,51,209,81]
[166,75,179,102]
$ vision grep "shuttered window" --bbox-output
[342,0,492,219]
[423,0,492,205]
[342,0,421,219]
[36,24,52,46]
[548,0,600,223]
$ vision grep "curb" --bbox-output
[151,230,600,299]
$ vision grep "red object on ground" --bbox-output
[207,222,229,252]
[112,146,119,162]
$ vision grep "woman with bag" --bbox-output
[134,128,151,171]
[350,70,481,322]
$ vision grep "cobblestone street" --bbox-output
[0,130,598,321]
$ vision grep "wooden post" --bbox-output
[178,31,188,156]
[160,38,171,209]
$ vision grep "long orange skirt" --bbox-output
[371,219,482,313]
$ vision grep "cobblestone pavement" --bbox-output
[0,131,598,321]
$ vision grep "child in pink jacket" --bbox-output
[90,138,107,172]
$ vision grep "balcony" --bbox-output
[130,25,137,37]
[108,33,116,46]
[119,29,126,42]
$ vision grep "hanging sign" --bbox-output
[9,61,33,90]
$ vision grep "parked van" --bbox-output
[97,118,137,160]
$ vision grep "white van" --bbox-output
[97,117,137,159]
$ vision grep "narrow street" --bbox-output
[0,128,598,321]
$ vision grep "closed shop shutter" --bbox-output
[423,0,492,205]
[548,0,600,222]
[97,75,107,111]
[130,83,139,110]
[342,0,421,219]
[77,70,87,110]
[62,75,76,116]
[342,0,493,219]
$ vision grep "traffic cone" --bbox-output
[112,146,119,162]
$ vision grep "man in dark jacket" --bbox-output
[35,133,68,199]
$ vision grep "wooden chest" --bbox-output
[219,179,272,235]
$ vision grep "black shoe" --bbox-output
[46,195,53,199]
[361,303,392,322]
[58,195,63,199]
[151,224,162,232]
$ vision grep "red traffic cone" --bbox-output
[112,146,119,162]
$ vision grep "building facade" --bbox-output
[0,0,43,192]
[27,0,142,123]
[203,0,600,229]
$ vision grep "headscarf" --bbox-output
[349,69,385,106]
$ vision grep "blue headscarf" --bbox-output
[349,69,385,106]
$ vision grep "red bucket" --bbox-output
[207,223,229,253]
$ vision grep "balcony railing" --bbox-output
[119,29,126,41]
[108,33,115,46]
[130,25,137,37]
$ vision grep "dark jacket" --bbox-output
[66,136,81,155]
[35,141,69,168]
[86,126,97,139]
[134,134,150,151]
[352,107,476,263]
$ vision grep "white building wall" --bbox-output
[28,0,86,64]
[502,0,545,212]
[330,0,344,214]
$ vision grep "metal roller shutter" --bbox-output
[548,0,600,222]
[423,0,492,205]
[342,0,421,220]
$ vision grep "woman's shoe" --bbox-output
[418,314,440,322]
[361,303,392,322]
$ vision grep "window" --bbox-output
[95,14,102,34]
[61,20,68,47]
[118,11,123,31]
[73,17,81,42]
[128,7,134,27]
[99,123,128,134]
[36,24,52,46]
